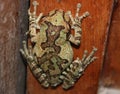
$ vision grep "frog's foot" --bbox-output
[20,41,49,88]
[67,3,89,46]
[20,41,34,62]
[60,47,97,89]
[68,3,89,27]
[81,47,98,69]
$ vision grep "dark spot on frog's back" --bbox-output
[41,21,65,54]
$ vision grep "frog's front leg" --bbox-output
[60,47,97,89]
[20,41,49,88]
[26,1,43,35]
[28,9,43,29]
[68,3,89,45]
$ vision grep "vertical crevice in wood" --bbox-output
[17,0,30,94]
[97,0,120,94]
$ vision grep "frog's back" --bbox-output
[37,9,73,64]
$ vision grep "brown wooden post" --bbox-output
[26,0,114,94]
[0,0,29,94]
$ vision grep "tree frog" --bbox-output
[20,1,97,89]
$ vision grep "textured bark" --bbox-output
[0,0,29,94]
[26,0,114,94]
[98,0,120,92]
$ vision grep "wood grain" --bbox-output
[100,0,120,89]
[27,0,114,94]
[0,0,29,94]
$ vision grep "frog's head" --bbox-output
[48,9,64,24]
[46,9,70,31]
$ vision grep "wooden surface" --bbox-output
[99,0,120,90]
[26,0,114,94]
[0,0,28,94]
[2,0,120,94]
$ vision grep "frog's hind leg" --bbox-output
[60,47,97,89]
[20,41,49,88]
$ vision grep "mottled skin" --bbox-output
[20,1,97,89]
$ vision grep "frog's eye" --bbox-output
[55,20,57,22]
[36,30,40,33]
